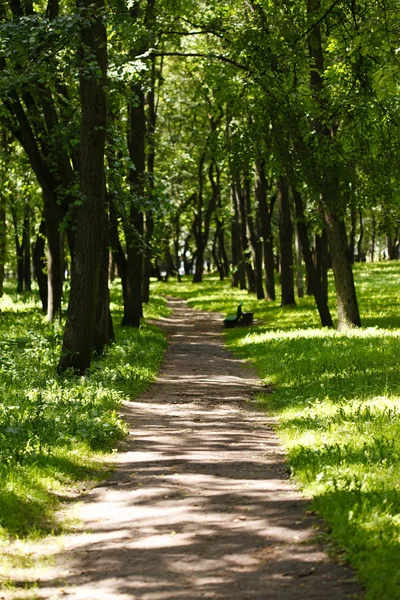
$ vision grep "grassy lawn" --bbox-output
[0,280,168,547]
[153,261,400,600]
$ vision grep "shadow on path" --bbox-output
[34,298,362,600]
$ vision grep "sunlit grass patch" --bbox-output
[0,284,168,546]
[154,262,400,599]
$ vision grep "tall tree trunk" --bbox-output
[59,0,107,372]
[387,230,399,260]
[44,198,63,320]
[11,207,24,293]
[356,209,364,262]
[255,160,276,301]
[292,187,333,327]
[33,219,48,312]
[236,178,255,292]
[244,177,264,299]
[143,56,157,304]
[123,83,145,326]
[94,209,114,355]
[230,182,245,289]
[109,193,127,292]
[314,230,329,302]
[278,176,295,306]
[192,150,207,283]
[22,203,31,291]
[371,212,376,262]
[295,227,304,298]
[307,0,361,328]
[212,227,224,280]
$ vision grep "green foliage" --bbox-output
[155,261,400,599]
[0,282,168,540]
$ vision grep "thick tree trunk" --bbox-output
[314,230,329,302]
[32,219,48,312]
[44,200,63,320]
[244,178,264,299]
[387,231,399,260]
[59,0,107,372]
[292,187,333,327]
[236,178,255,292]
[94,217,114,355]
[212,227,224,280]
[323,205,361,328]
[278,176,295,306]
[254,160,276,301]
[109,193,127,292]
[356,209,364,262]
[371,213,376,262]
[230,183,245,289]
[142,213,154,302]
[295,228,304,298]
[12,209,23,293]
[307,0,361,328]
[143,56,157,304]
[123,83,145,326]
[22,204,31,291]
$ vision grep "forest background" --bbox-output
[1,0,400,598]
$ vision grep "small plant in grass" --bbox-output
[154,262,400,599]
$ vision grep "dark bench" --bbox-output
[223,302,254,328]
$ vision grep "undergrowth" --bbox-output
[154,261,400,600]
[0,280,168,542]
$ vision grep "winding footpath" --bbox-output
[37,299,362,599]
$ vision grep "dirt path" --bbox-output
[38,298,362,599]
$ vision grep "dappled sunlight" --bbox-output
[19,296,360,600]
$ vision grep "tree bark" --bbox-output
[254,160,275,301]
[292,187,333,327]
[12,207,23,293]
[307,0,361,328]
[314,230,329,302]
[22,202,31,291]
[230,182,246,289]
[295,227,304,298]
[143,56,157,304]
[356,209,364,262]
[59,0,107,372]
[32,219,48,312]
[371,212,376,262]
[236,177,255,292]
[123,82,145,327]
[278,176,295,306]
[244,177,264,299]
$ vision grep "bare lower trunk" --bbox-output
[255,160,275,301]
[278,176,295,306]
[295,228,304,298]
[292,187,333,327]
[244,178,264,299]
[314,230,329,303]
[323,206,361,328]
[33,219,48,312]
[231,183,245,289]
[22,206,31,291]
[59,0,107,372]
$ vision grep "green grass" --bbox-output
[153,262,400,600]
[0,280,168,542]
